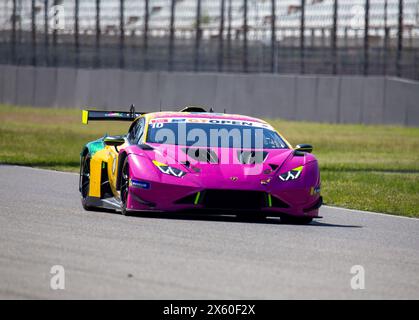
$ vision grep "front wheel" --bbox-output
[120,157,131,216]
[280,215,313,225]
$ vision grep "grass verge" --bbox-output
[1,105,418,217]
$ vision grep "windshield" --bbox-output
[146,120,288,149]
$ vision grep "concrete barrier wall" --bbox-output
[34,67,57,107]
[2,65,18,105]
[1,65,418,126]
[55,67,77,108]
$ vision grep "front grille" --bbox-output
[174,193,198,204]
[270,195,290,208]
[201,189,267,210]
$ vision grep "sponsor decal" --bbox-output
[130,180,151,189]
[106,112,124,117]
[150,117,273,129]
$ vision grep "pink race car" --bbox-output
[79,106,322,224]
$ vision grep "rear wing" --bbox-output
[82,105,146,124]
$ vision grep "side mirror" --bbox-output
[295,144,313,153]
[104,136,125,147]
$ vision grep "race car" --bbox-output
[79,106,322,224]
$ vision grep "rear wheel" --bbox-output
[280,215,313,225]
[80,155,93,211]
[120,158,131,216]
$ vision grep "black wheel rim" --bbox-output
[120,161,129,207]
[81,156,90,198]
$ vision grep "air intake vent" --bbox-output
[174,192,199,204]
[202,190,267,210]
[270,195,290,208]
[237,150,268,164]
[182,148,218,163]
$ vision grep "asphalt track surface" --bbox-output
[0,165,418,299]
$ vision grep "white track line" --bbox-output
[323,205,419,221]
[0,165,78,175]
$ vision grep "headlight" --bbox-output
[279,166,303,181]
[152,160,186,178]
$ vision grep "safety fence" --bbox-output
[0,0,418,79]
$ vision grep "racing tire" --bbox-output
[80,154,94,211]
[120,157,131,216]
[280,215,313,225]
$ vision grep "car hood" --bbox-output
[129,144,317,189]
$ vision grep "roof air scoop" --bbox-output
[179,106,207,113]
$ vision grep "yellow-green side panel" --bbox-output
[88,149,109,197]
[88,146,122,198]
[106,146,120,196]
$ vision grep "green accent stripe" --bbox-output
[194,192,201,205]
[268,194,272,207]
